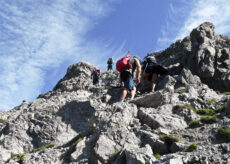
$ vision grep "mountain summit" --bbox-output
[0,22,230,164]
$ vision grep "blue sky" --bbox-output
[1,0,230,110]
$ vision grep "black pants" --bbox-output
[107,64,113,70]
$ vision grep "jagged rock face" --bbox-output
[190,22,230,91]
[101,70,120,87]
[54,62,94,92]
[0,22,230,164]
[153,22,230,92]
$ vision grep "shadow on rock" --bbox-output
[57,100,95,134]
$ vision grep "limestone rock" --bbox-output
[54,62,94,92]
[94,135,118,163]
[1,22,230,164]
[125,144,156,164]
[138,107,187,130]
[131,90,171,108]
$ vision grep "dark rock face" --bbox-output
[0,22,230,164]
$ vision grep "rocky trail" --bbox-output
[0,22,230,164]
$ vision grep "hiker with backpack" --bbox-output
[141,54,168,91]
[107,58,114,71]
[116,53,141,102]
[91,67,101,85]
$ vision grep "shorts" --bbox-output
[124,76,135,91]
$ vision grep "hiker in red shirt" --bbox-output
[116,52,141,102]
[91,67,101,85]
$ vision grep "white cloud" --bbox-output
[157,0,230,50]
[0,0,124,110]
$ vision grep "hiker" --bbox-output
[91,67,101,85]
[107,57,114,71]
[141,54,168,91]
[116,54,141,102]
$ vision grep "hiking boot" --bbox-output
[127,97,134,102]
[119,98,124,102]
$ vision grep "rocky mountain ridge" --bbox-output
[0,22,230,164]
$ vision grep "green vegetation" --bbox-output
[215,106,224,113]
[188,120,202,128]
[153,153,161,159]
[113,150,121,157]
[104,86,112,89]
[207,99,216,105]
[0,119,8,124]
[177,89,188,94]
[183,104,196,112]
[223,97,229,102]
[196,108,215,115]
[74,137,83,145]
[200,115,218,124]
[33,143,56,153]
[159,133,180,144]
[188,143,197,152]
[10,153,26,163]
[218,126,230,138]
[224,92,230,95]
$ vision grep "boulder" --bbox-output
[138,107,187,130]
[131,90,171,108]
[125,144,156,164]
[94,135,118,163]
[54,62,94,92]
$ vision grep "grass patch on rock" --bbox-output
[217,126,230,140]
[215,106,224,113]
[74,137,83,145]
[10,153,26,163]
[188,120,202,128]
[113,149,121,157]
[177,89,188,94]
[33,143,56,153]
[0,119,8,124]
[159,133,180,144]
[224,92,230,95]
[183,104,196,112]
[207,99,216,105]
[200,115,218,124]
[188,143,197,152]
[153,153,161,159]
[104,86,112,89]
[196,108,215,115]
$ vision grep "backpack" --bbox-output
[144,56,156,64]
[93,67,100,78]
[116,56,132,72]
[107,58,113,64]
[142,56,156,73]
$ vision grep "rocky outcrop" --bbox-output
[54,62,94,92]
[0,22,230,164]
[153,22,230,92]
